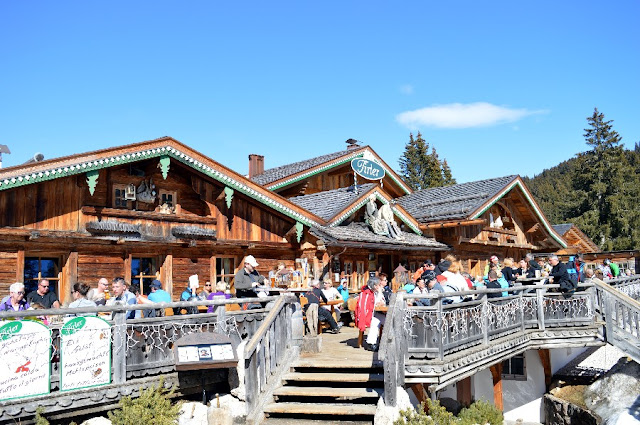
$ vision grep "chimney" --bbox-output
[345,138,361,150]
[248,154,264,178]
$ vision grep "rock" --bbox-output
[543,393,599,425]
[584,357,640,424]
[439,397,462,415]
[229,341,246,401]
[178,402,208,425]
[374,387,414,425]
[301,335,322,353]
[80,418,112,425]
[210,394,247,425]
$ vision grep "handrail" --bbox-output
[244,295,288,357]
[593,278,640,310]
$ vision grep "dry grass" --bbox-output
[553,385,588,409]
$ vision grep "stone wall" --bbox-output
[543,393,600,425]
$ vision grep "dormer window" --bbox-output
[113,184,133,209]
[159,190,177,208]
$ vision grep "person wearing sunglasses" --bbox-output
[26,279,60,309]
[0,282,30,311]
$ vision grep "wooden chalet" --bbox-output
[396,175,567,276]
[0,137,329,303]
[552,223,600,255]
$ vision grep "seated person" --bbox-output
[336,278,350,309]
[412,271,443,306]
[437,275,463,304]
[138,279,171,317]
[26,279,60,309]
[68,283,97,316]
[304,280,341,334]
[87,278,109,306]
[207,281,232,313]
[0,282,30,312]
[486,270,503,298]
[106,277,137,319]
[321,280,343,313]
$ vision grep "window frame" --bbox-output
[112,184,134,209]
[24,256,62,296]
[159,189,178,209]
[131,256,159,295]
[501,353,526,380]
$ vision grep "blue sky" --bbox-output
[1,1,639,183]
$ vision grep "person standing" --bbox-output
[364,277,387,352]
[234,255,269,299]
[26,279,60,309]
[138,279,171,317]
[548,255,575,297]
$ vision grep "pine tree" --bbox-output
[572,108,637,250]
[399,132,456,191]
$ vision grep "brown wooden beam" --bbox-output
[410,383,429,406]
[456,377,472,408]
[489,363,503,411]
[421,218,486,230]
[16,249,24,283]
[538,349,552,391]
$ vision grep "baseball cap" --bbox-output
[150,279,162,289]
[490,255,499,262]
[421,270,436,282]
[244,255,259,267]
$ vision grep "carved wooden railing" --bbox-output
[0,296,280,421]
[243,294,298,422]
[379,292,407,407]
[593,277,640,363]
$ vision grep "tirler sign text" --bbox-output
[350,158,385,181]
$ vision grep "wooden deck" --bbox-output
[296,326,383,369]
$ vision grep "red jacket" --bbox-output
[355,286,375,331]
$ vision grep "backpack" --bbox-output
[566,260,579,285]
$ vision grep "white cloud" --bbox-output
[396,102,548,129]
[399,84,414,95]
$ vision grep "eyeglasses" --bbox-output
[40,284,49,289]
[15,291,25,295]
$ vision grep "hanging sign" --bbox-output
[351,158,385,181]
[0,320,51,401]
[60,316,111,391]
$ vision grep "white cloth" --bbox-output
[366,312,386,345]
[321,287,343,311]
[442,271,468,292]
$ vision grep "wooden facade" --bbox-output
[0,138,567,304]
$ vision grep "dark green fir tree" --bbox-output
[399,132,456,191]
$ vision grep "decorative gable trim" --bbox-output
[266,148,413,195]
[328,188,422,235]
[0,145,322,228]
[470,178,567,248]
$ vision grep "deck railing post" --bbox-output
[536,286,546,331]
[112,310,127,384]
[213,295,227,335]
[436,296,445,361]
[519,287,525,332]
[479,292,489,346]
[395,292,406,389]
[383,293,398,407]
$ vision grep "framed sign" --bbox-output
[351,158,385,181]
[0,320,51,401]
[174,332,238,371]
[60,316,111,391]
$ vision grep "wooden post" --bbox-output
[62,251,78,304]
[519,287,525,332]
[163,254,173,297]
[536,285,545,331]
[411,383,429,405]
[395,292,406,388]
[245,352,259,414]
[112,310,127,384]
[214,295,226,334]
[16,249,24,283]
[538,349,552,391]
[480,292,489,346]
[436,296,445,361]
[489,363,503,411]
[124,253,132,284]
[457,377,472,407]
[384,293,398,407]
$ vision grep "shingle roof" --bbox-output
[396,176,517,223]
[310,222,449,251]
[251,148,364,185]
[552,223,574,236]
[288,184,376,221]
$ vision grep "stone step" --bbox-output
[273,386,382,399]
[263,418,372,425]
[283,371,384,383]
[264,402,377,416]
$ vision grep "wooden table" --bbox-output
[374,305,388,313]
[320,299,343,315]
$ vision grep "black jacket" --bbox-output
[550,262,575,294]
[501,267,517,284]
[515,267,536,279]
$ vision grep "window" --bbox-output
[24,257,60,295]
[216,257,236,284]
[113,184,134,209]
[131,257,158,295]
[502,353,526,380]
[159,190,177,208]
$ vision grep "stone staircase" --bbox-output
[262,363,384,424]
